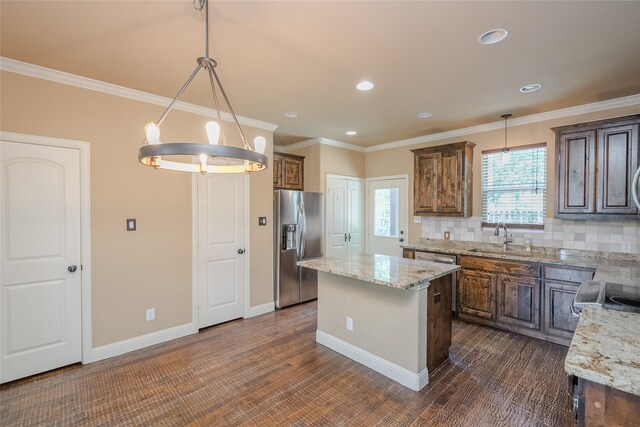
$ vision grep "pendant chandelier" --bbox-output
[500,113,512,163]
[138,0,268,174]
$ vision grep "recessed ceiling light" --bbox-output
[346,131,357,136]
[520,83,543,93]
[356,81,375,91]
[284,112,298,118]
[417,112,433,119]
[478,28,508,45]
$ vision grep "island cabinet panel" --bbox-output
[427,275,453,373]
[554,114,640,219]
[577,379,640,427]
[458,269,495,320]
[273,152,304,190]
[496,274,540,330]
[411,141,474,217]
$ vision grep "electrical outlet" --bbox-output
[146,308,155,321]
[444,231,451,240]
[346,317,353,331]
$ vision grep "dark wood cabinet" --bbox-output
[597,124,639,214]
[273,152,304,190]
[496,274,540,330]
[543,265,595,342]
[557,131,596,215]
[554,115,640,219]
[574,378,640,427]
[412,141,474,217]
[458,269,495,320]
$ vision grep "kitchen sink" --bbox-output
[468,248,532,257]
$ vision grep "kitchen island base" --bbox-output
[315,271,452,391]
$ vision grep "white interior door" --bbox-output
[366,176,408,257]
[326,177,348,258]
[347,179,363,256]
[197,173,246,328]
[1,141,82,383]
[326,176,363,258]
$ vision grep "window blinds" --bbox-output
[481,144,547,228]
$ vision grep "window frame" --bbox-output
[481,142,547,230]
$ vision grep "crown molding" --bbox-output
[0,57,279,132]
[365,93,640,153]
[278,137,366,153]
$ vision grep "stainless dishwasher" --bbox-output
[414,251,458,313]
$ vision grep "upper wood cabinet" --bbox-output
[273,152,304,190]
[554,115,640,219]
[411,141,474,217]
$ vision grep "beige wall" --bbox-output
[285,144,321,192]
[365,105,640,244]
[1,71,274,346]
[288,143,365,192]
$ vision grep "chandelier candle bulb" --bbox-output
[199,153,208,174]
[253,136,266,154]
[205,121,221,145]
[145,123,160,144]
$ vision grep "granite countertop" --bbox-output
[565,306,640,396]
[402,239,640,286]
[404,239,640,395]
[297,253,459,290]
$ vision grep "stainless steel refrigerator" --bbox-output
[274,190,324,309]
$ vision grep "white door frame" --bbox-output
[0,131,93,365]
[325,174,364,256]
[191,174,250,330]
[364,174,409,254]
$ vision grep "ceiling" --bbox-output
[2,1,640,147]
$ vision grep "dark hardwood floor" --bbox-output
[1,301,575,426]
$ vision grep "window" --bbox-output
[373,188,399,237]
[482,143,547,229]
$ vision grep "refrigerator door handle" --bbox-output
[299,201,307,258]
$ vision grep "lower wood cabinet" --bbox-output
[458,269,495,320]
[544,281,580,340]
[496,274,540,330]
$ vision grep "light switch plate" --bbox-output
[258,216,267,226]
[127,219,136,231]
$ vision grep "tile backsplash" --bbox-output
[420,216,640,254]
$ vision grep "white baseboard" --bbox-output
[91,323,196,363]
[247,301,275,318]
[316,330,429,391]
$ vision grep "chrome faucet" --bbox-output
[494,222,513,251]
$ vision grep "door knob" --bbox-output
[68,265,78,273]
[399,238,404,242]
[237,249,245,254]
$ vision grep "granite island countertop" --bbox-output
[402,239,640,286]
[297,253,459,290]
[565,306,640,396]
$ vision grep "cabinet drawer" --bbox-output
[459,256,540,278]
[544,266,595,284]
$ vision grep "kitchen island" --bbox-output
[297,253,459,391]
